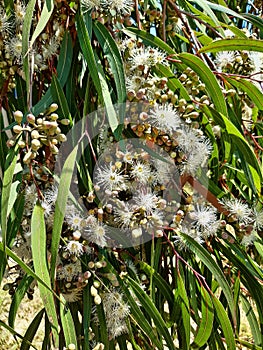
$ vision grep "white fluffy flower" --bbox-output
[220,198,253,224]
[83,222,108,247]
[190,205,219,237]
[149,104,181,134]
[65,241,85,257]
[130,161,152,184]
[214,51,236,71]
[95,162,126,191]
[129,47,167,71]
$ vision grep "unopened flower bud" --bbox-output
[50,144,59,154]
[13,125,22,133]
[23,151,32,163]
[27,114,35,124]
[94,294,102,305]
[60,119,70,125]
[31,130,40,139]
[14,110,23,124]
[49,103,58,113]
[50,113,59,121]
[18,140,26,148]
[90,285,98,296]
[31,139,41,151]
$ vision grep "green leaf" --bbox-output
[32,31,73,115]
[178,53,228,116]
[20,308,45,350]
[50,74,72,124]
[124,27,177,55]
[179,233,236,325]
[192,286,214,348]
[241,294,261,346]
[60,296,78,348]
[188,0,225,36]
[212,296,236,350]
[50,145,78,283]
[31,203,59,347]
[93,21,126,103]
[127,277,176,350]
[199,38,263,54]
[76,13,103,101]
[0,148,18,252]
[242,14,263,39]
[226,77,263,111]
[175,273,190,350]
[204,106,262,194]
[22,0,36,96]
[95,303,109,349]
[0,320,37,349]
[30,0,54,46]
[8,275,34,328]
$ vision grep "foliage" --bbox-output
[1,0,263,349]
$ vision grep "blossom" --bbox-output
[83,222,108,247]
[214,51,236,71]
[129,47,167,71]
[220,198,253,224]
[102,0,134,15]
[149,104,181,134]
[252,208,263,230]
[65,241,85,257]
[132,189,159,214]
[0,7,11,33]
[6,35,23,63]
[241,232,256,247]
[130,161,152,184]
[95,162,126,191]
[62,288,83,303]
[190,205,219,237]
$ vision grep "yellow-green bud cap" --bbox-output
[14,110,23,124]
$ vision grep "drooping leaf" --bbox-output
[60,296,78,348]
[199,38,263,54]
[50,145,78,283]
[30,0,54,46]
[178,53,228,116]
[31,203,59,347]
[192,286,214,348]
[20,308,45,350]
[93,21,126,104]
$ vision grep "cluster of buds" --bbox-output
[8,103,69,165]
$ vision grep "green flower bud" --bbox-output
[49,103,58,113]
[60,119,70,125]
[50,113,59,121]
[18,140,26,148]
[31,139,41,151]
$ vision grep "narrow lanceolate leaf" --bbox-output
[178,53,228,116]
[212,296,236,350]
[124,28,177,56]
[240,294,261,346]
[180,233,236,326]
[60,296,78,348]
[76,13,102,100]
[226,77,263,111]
[50,74,72,124]
[32,31,73,115]
[0,320,37,349]
[31,203,59,347]
[1,149,18,252]
[50,145,78,284]
[175,273,190,350]
[30,0,54,46]
[8,275,34,328]
[192,286,214,348]
[20,308,45,350]
[127,277,176,350]
[93,21,126,103]
[22,0,36,94]
[199,38,263,54]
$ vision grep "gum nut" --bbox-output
[13,125,22,133]
[14,110,23,123]
[27,114,35,124]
